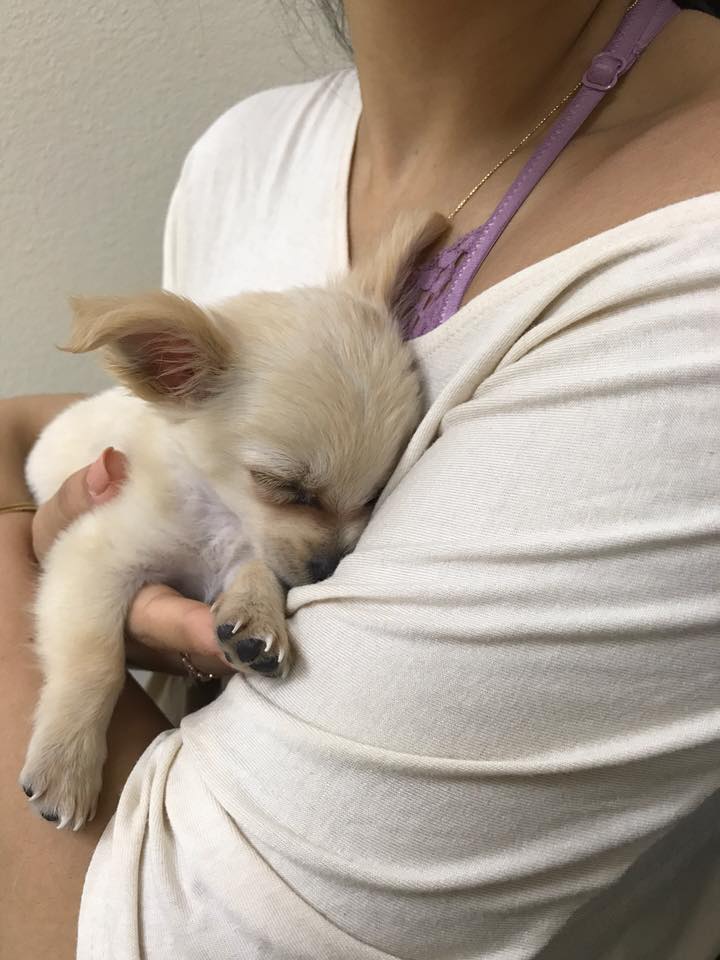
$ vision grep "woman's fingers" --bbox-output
[127,583,231,673]
[31,447,127,561]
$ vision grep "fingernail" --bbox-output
[105,447,127,484]
[87,447,126,499]
[86,448,112,497]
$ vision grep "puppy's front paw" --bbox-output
[20,727,105,831]
[213,585,291,679]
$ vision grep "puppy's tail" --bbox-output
[347,209,448,307]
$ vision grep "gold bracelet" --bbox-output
[0,502,37,515]
[179,652,217,684]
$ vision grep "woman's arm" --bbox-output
[175,251,720,958]
[0,394,83,503]
[0,395,172,959]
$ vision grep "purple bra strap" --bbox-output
[440,0,680,322]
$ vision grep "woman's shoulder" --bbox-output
[586,9,720,216]
[633,10,720,200]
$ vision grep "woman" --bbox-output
[2,1,720,956]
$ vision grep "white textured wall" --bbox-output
[1,0,344,396]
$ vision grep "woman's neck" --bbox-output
[345,0,634,179]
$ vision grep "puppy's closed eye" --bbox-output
[250,470,322,510]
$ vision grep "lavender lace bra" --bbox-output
[399,0,680,341]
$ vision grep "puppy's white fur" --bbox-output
[21,210,447,830]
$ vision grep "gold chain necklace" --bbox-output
[447,0,639,222]
[447,80,581,221]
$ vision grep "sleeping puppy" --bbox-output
[19,210,447,830]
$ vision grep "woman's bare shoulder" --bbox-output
[647,91,720,199]
[649,10,720,194]
[604,18,720,218]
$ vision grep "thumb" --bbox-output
[127,583,222,659]
[32,447,127,561]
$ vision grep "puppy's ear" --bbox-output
[347,210,448,306]
[65,291,233,404]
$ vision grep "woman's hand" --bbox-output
[34,447,233,677]
[31,447,128,561]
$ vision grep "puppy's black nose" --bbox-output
[307,552,342,583]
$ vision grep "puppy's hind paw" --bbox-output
[20,729,105,831]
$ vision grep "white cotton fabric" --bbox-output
[78,69,720,959]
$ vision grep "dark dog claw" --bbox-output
[22,784,33,798]
[41,810,59,823]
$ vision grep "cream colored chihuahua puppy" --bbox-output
[20,211,446,830]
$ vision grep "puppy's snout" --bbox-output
[307,551,343,583]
